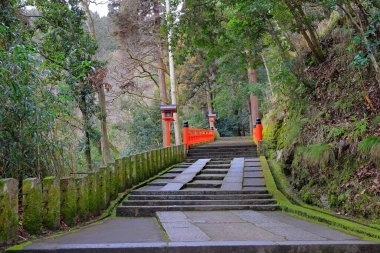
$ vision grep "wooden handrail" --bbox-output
[183,126,214,149]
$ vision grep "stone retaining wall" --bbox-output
[0,144,187,244]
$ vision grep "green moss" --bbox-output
[107,163,118,200]
[75,176,89,221]
[87,172,99,216]
[261,156,380,241]
[42,177,60,230]
[116,158,125,192]
[277,120,301,151]
[124,157,133,188]
[97,167,108,209]
[60,177,77,226]
[6,241,32,251]
[146,152,152,178]
[0,179,18,244]
[22,178,42,234]
[151,150,157,174]
[130,155,138,184]
[141,153,148,180]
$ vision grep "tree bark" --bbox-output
[261,53,273,97]
[248,67,260,127]
[154,0,170,147]
[206,83,214,129]
[98,85,112,164]
[165,0,181,145]
[79,88,92,171]
[81,0,112,164]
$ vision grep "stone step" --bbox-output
[202,169,229,174]
[169,168,186,173]
[131,190,269,195]
[188,148,256,152]
[117,204,279,217]
[187,155,257,159]
[122,199,277,206]
[185,180,222,188]
[194,174,225,180]
[189,146,255,151]
[187,152,257,156]
[158,173,180,179]
[147,179,172,186]
[205,164,230,168]
[127,193,273,200]
[208,160,232,163]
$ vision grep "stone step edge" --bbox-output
[130,190,269,195]
[122,199,277,206]
[117,204,279,210]
[18,240,379,253]
[127,194,273,199]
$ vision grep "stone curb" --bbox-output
[11,240,380,253]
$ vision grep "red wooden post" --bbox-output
[166,120,171,147]
[160,105,177,147]
[183,121,189,149]
[255,118,263,142]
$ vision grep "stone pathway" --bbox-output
[13,138,380,252]
[21,211,379,252]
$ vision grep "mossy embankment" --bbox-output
[260,156,380,241]
[261,12,379,223]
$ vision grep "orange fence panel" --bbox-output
[183,127,214,149]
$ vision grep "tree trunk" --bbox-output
[206,83,214,129]
[165,0,181,145]
[248,67,260,127]
[79,89,92,171]
[81,0,112,164]
[154,0,170,147]
[98,85,112,164]
[261,53,273,97]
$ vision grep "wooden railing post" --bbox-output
[183,121,189,149]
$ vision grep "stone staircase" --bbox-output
[116,138,279,217]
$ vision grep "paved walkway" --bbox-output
[14,138,380,252]
[21,211,378,252]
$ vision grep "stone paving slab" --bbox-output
[244,171,263,178]
[243,178,266,187]
[245,161,261,167]
[156,212,210,242]
[245,158,260,162]
[244,167,262,171]
[261,212,359,241]
[159,211,363,242]
[242,187,268,191]
[24,218,165,246]
[161,159,210,191]
[221,158,244,190]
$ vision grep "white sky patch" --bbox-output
[89,1,109,17]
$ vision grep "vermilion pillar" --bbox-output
[166,120,171,147]
[183,121,189,149]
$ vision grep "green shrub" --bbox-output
[358,137,380,166]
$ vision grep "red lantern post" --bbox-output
[208,113,217,129]
[160,105,177,147]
